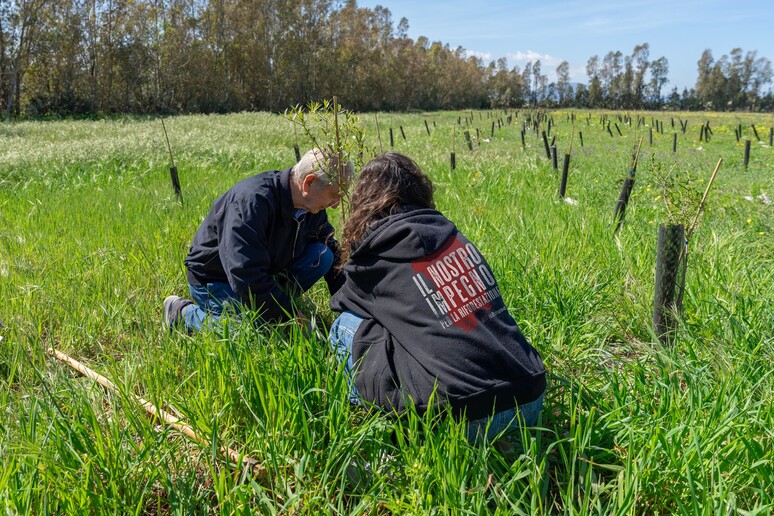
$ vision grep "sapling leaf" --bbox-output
[284,98,373,219]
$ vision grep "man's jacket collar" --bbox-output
[278,168,296,220]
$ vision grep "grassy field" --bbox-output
[1,109,773,513]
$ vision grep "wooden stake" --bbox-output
[686,159,722,242]
[374,113,383,153]
[632,135,644,173]
[670,158,723,315]
[161,118,183,204]
[541,130,550,158]
[292,116,301,161]
[559,152,570,197]
[161,117,175,169]
[744,139,751,168]
[333,97,342,183]
[567,121,576,156]
[613,137,644,232]
[48,348,265,478]
[333,97,346,224]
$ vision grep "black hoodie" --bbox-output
[330,208,546,420]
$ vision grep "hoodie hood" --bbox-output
[351,208,457,262]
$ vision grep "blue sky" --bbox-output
[356,0,774,92]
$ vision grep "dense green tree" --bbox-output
[487,57,524,108]
[556,60,571,106]
[600,50,623,108]
[630,43,649,108]
[521,61,532,106]
[1,1,771,116]
[573,83,589,108]
[531,59,543,105]
[585,55,602,108]
[695,48,772,111]
[647,56,669,108]
[1,0,52,117]
[666,86,681,110]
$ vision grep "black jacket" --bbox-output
[330,208,546,420]
[185,168,344,321]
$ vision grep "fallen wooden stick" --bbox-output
[48,348,265,478]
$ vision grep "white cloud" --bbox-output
[505,51,585,82]
[463,50,493,62]
[507,50,564,68]
[466,48,597,84]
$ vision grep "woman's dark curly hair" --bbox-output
[341,152,435,262]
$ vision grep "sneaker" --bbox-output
[163,295,194,331]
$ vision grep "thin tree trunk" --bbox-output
[5,66,18,117]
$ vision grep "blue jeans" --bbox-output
[465,391,545,443]
[329,311,545,442]
[329,311,364,404]
[183,242,333,332]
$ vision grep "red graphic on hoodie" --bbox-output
[410,235,501,332]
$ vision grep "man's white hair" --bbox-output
[292,148,354,186]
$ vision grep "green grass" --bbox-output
[1,109,773,513]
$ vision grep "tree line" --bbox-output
[1,0,772,118]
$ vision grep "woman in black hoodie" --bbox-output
[329,153,546,442]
